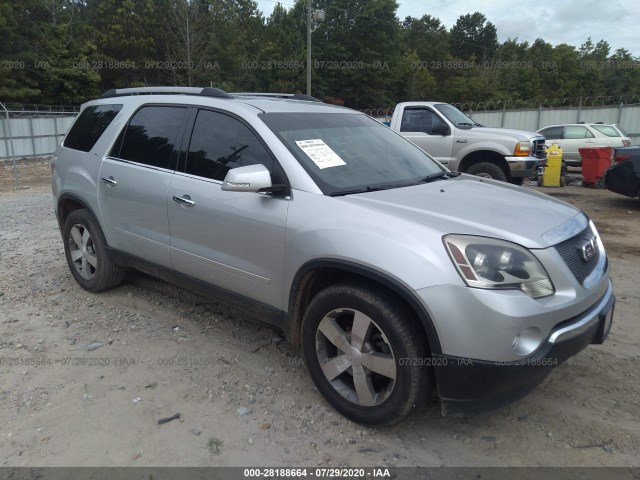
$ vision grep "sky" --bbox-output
[255,0,639,57]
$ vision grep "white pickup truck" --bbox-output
[388,102,546,184]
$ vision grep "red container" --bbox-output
[579,147,613,188]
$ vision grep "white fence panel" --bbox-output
[464,104,640,144]
[0,107,78,160]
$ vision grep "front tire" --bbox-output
[508,176,525,186]
[301,282,433,426]
[62,209,125,292]
[466,162,508,182]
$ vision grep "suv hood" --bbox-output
[457,126,542,141]
[342,176,584,249]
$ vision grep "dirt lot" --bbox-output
[0,159,639,468]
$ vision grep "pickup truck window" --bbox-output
[400,108,445,134]
[261,112,443,195]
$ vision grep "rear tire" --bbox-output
[466,162,507,182]
[62,209,125,292]
[301,281,433,426]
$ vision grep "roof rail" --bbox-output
[100,86,233,99]
[232,92,322,103]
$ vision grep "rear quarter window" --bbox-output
[591,125,620,137]
[63,104,122,152]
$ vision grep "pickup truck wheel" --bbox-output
[466,162,507,182]
[301,282,432,426]
[63,209,125,292]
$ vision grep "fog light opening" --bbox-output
[512,327,544,356]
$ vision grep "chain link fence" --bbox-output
[0,103,79,189]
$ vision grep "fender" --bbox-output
[289,258,442,355]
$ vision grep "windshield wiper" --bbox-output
[329,183,405,197]
[421,171,461,183]
[456,122,475,127]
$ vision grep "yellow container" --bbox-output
[541,143,563,187]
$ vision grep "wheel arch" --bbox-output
[458,150,509,176]
[287,259,442,355]
[56,193,100,229]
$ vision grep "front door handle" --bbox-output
[456,139,467,143]
[101,176,117,186]
[173,195,195,206]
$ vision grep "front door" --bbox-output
[168,109,289,309]
[399,107,454,165]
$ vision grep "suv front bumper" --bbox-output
[432,282,615,416]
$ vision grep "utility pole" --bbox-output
[306,0,312,96]
[306,2,324,96]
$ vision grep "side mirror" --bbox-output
[432,123,450,136]
[222,164,272,192]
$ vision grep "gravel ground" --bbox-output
[0,162,639,467]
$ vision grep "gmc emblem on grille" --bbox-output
[578,237,597,262]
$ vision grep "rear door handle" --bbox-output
[173,195,195,206]
[101,176,117,186]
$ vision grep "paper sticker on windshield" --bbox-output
[295,139,346,169]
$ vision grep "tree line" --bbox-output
[1,0,639,109]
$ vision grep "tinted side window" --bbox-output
[116,106,187,169]
[540,126,563,140]
[63,104,122,152]
[400,108,445,134]
[186,109,274,181]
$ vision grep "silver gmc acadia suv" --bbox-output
[51,87,615,426]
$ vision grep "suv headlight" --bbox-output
[443,235,554,298]
[514,141,531,156]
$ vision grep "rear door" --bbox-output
[562,125,595,163]
[167,108,289,310]
[98,105,188,267]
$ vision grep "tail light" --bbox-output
[623,140,631,146]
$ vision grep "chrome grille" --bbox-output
[532,139,546,158]
[553,226,600,284]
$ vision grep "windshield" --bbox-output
[260,112,445,195]
[434,104,479,127]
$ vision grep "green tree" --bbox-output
[36,24,101,104]
[576,37,610,97]
[603,48,640,97]
[0,1,41,101]
[165,0,213,86]
[400,14,450,97]
[492,38,535,100]
[309,0,402,108]
[396,50,437,100]
[257,3,306,92]
[450,12,498,64]
[87,0,156,89]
